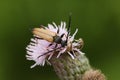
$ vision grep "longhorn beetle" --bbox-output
[33,14,72,57]
[33,15,71,47]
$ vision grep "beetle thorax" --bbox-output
[53,36,62,44]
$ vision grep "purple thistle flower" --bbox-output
[26,22,84,68]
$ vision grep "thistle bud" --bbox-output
[82,69,106,80]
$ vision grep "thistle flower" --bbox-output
[26,22,83,68]
[26,21,106,80]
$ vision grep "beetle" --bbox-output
[33,15,71,48]
[32,14,83,58]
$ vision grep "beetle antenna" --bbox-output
[37,46,62,58]
[66,13,72,42]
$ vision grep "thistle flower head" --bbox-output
[26,22,83,68]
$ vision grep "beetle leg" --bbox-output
[54,44,58,48]
[60,33,65,38]
[37,46,62,58]
[47,43,57,50]
[48,43,53,47]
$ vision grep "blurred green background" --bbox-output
[0,0,120,80]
